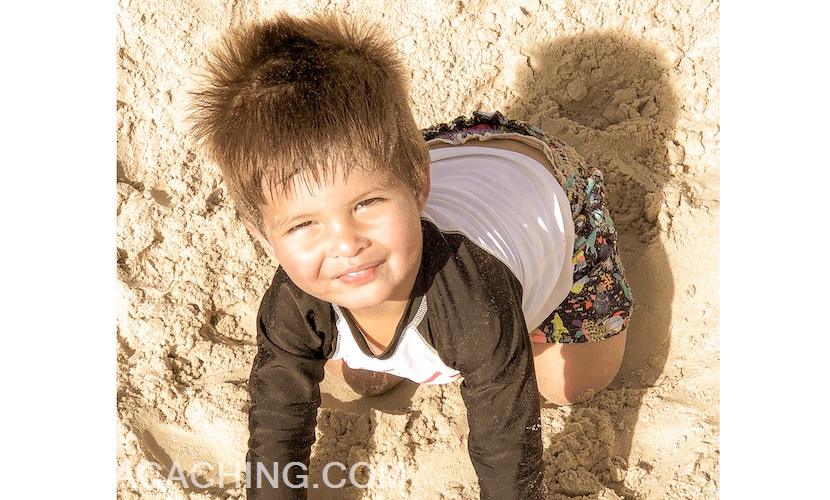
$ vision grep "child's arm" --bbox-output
[246,276,333,500]
[430,248,546,499]
[456,300,544,499]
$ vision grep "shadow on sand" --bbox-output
[505,31,677,497]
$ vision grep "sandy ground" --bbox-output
[116,0,719,498]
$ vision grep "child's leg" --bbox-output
[531,329,627,405]
[422,111,632,405]
[324,359,406,397]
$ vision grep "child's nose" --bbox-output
[328,220,367,258]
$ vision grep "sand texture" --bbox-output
[116,0,719,498]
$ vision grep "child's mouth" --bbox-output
[336,263,380,285]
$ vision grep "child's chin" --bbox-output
[338,299,384,312]
[334,292,389,312]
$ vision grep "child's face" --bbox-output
[250,163,429,315]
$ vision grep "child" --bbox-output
[189,13,631,499]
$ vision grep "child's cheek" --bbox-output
[274,241,322,281]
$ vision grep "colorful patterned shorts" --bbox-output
[422,111,633,344]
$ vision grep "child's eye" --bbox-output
[356,198,382,210]
[287,221,313,234]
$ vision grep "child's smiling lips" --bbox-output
[334,260,383,285]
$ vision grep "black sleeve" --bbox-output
[427,242,545,499]
[246,272,334,500]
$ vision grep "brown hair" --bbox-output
[188,13,429,233]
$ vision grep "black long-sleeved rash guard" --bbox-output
[246,219,545,499]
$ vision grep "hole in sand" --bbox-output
[150,189,174,208]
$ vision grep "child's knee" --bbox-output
[532,330,627,405]
[324,359,405,397]
[538,383,601,406]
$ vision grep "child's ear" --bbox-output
[417,160,431,211]
[241,218,276,259]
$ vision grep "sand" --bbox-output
[116,0,719,498]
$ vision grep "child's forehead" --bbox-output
[263,163,398,204]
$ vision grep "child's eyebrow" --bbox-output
[273,210,316,231]
[348,184,392,202]
[335,178,398,207]
[268,195,321,230]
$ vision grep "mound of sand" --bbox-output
[117,0,719,498]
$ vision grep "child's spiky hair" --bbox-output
[188,13,429,232]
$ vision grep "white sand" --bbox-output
[117,0,719,497]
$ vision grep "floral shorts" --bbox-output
[422,111,633,344]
